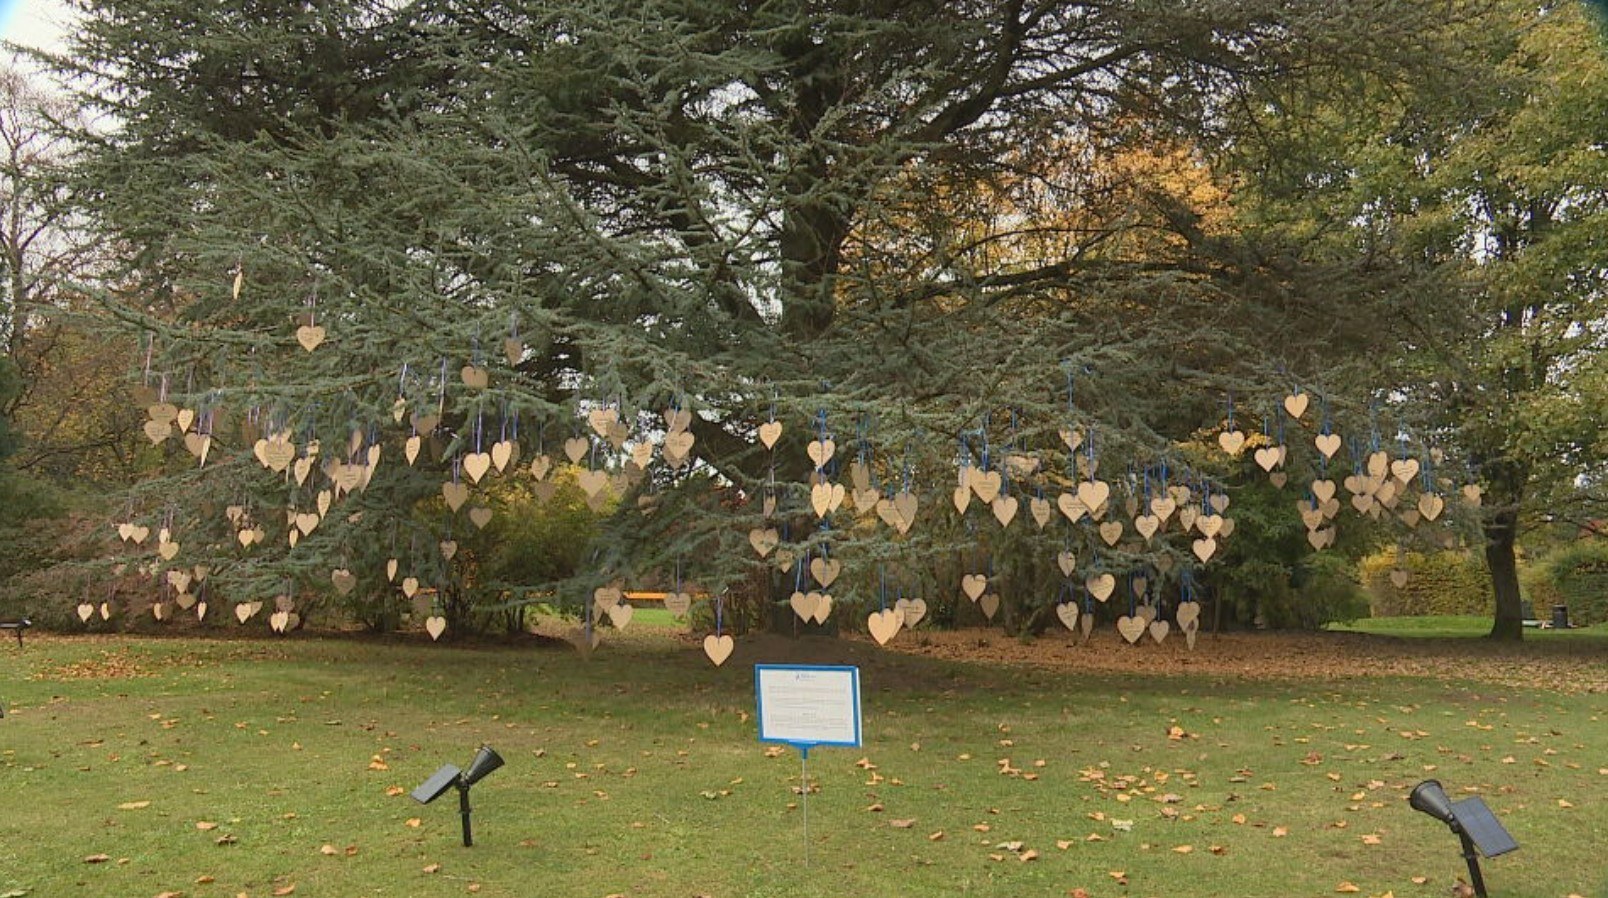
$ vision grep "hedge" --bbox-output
[1360,547,1491,617]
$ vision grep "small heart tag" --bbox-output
[425,616,447,640]
[607,603,634,629]
[468,507,494,529]
[1175,602,1200,629]
[1217,430,1246,456]
[1056,551,1076,578]
[1148,619,1170,644]
[442,482,470,511]
[1314,432,1342,459]
[748,527,779,558]
[1055,603,1079,631]
[295,324,326,351]
[867,609,902,645]
[703,633,735,666]
[77,602,94,623]
[1086,573,1115,602]
[1284,393,1309,419]
[664,592,692,617]
[961,574,988,601]
[758,420,782,449]
[991,495,1019,527]
[978,593,1000,620]
[1116,615,1145,644]
[896,597,927,628]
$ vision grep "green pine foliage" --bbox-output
[49,0,1489,633]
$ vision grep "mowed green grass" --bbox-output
[1331,615,1608,640]
[2,629,1605,898]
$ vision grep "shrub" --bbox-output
[1360,547,1490,616]
[1526,541,1608,626]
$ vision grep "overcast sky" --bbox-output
[3,0,71,54]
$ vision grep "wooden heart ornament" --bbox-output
[806,439,836,469]
[961,574,988,601]
[978,593,1000,620]
[425,615,448,640]
[664,591,692,617]
[1148,619,1170,644]
[1116,614,1146,644]
[895,597,927,628]
[789,590,816,622]
[1314,433,1342,460]
[748,527,779,558]
[867,609,903,645]
[1217,430,1246,456]
[1389,569,1410,588]
[703,633,735,666]
[1056,551,1077,578]
[77,602,94,623]
[758,420,783,449]
[809,557,841,589]
[235,601,263,623]
[295,324,326,352]
[1055,603,1079,631]
[607,603,634,629]
[1085,573,1115,602]
[1175,602,1200,630]
[1284,392,1309,419]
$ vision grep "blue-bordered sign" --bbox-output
[755,665,862,751]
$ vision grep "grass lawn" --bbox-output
[2,626,1605,898]
[1330,615,1608,640]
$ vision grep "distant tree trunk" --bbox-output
[1483,506,1525,641]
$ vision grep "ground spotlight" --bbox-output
[411,745,504,846]
[1408,779,1518,898]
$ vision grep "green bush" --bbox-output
[1526,541,1608,626]
[1360,547,1490,616]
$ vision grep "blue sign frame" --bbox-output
[754,664,862,753]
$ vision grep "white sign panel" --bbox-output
[754,665,862,748]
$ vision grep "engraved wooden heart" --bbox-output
[1175,602,1200,629]
[663,408,692,432]
[811,482,845,518]
[961,574,988,601]
[425,615,448,640]
[849,462,871,492]
[269,609,290,632]
[529,454,552,480]
[1306,528,1331,550]
[331,569,357,594]
[663,430,695,463]
[158,540,180,560]
[489,440,514,472]
[1086,573,1115,602]
[893,492,917,529]
[896,597,927,627]
[1057,551,1076,577]
[1389,569,1409,588]
[1098,520,1123,546]
[460,365,488,389]
[1148,619,1170,644]
[978,592,1000,620]
[141,418,172,445]
[789,590,815,622]
[1217,430,1246,456]
[563,437,589,464]
[460,451,490,483]
[1116,615,1145,644]
[1210,494,1229,514]
[758,421,782,449]
[1418,493,1444,521]
[1076,480,1110,516]
[401,577,420,598]
[953,482,971,516]
[577,469,609,497]
[703,633,734,666]
[810,592,832,624]
[386,558,399,581]
[1269,472,1288,488]
[748,527,778,557]
[1134,514,1160,540]
[1461,484,1482,506]
[77,602,94,623]
[810,557,841,589]
[1283,393,1309,419]
[442,481,470,511]
[1253,446,1281,472]
[295,324,326,351]
[969,469,1002,503]
[1311,479,1337,503]
[1191,537,1217,563]
[867,609,902,645]
[1314,433,1342,459]
[1057,492,1086,523]
[991,495,1019,527]
[664,591,692,617]
[469,506,494,529]
[1399,508,1421,528]
[1150,496,1177,521]
[1055,603,1079,631]
[1196,514,1224,538]
[806,438,836,468]
[1391,458,1420,484]
[773,548,795,571]
[593,586,623,609]
[1351,493,1375,514]
[1059,428,1083,451]
[587,408,618,438]
[1029,496,1052,529]
[607,603,634,629]
[235,601,262,623]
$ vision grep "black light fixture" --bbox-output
[1409,780,1518,898]
[412,744,505,847]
